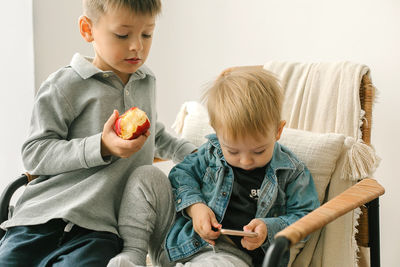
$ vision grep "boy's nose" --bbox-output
[129,37,143,51]
[240,156,253,167]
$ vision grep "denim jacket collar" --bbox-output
[206,133,297,173]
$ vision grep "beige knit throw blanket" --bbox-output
[263,61,380,267]
[264,61,367,138]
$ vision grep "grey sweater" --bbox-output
[1,53,196,235]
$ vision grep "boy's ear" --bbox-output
[79,15,94,42]
[275,120,286,141]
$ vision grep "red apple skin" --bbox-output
[114,107,150,140]
[128,119,150,139]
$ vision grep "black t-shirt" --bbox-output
[221,164,268,267]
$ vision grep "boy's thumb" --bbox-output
[244,219,257,231]
[106,110,119,127]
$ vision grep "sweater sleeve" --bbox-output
[21,82,110,176]
[154,121,197,163]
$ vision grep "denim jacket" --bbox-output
[166,133,319,263]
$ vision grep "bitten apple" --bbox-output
[114,107,150,140]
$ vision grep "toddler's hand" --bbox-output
[186,203,221,245]
[241,218,267,250]
[101,110,150,158]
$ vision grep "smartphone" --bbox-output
[220,228,258,238]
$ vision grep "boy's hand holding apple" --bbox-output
[101,107,151,158]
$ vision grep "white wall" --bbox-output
[0,2,34,191]
[30,0,400,266]
[33,0,93,90]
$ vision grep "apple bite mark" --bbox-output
[114,107,150,140]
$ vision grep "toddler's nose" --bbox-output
[240,156,253,168]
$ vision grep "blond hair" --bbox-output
[83,0,162,22]
[202,66,283,141]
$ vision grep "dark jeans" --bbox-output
[0,219,123,267]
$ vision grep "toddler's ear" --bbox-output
[275,120,286,141]
[79,15,94,42]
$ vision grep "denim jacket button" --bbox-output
[177,199,182,204]
[221,192,227,197]
[194,241,200,247]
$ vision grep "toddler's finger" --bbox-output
[210,212,221,230]
[241,238,259,251]
[243,219,260,232]
[204,238,215,246]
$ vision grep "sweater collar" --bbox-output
[70,53,155,80]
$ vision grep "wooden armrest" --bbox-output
[275,178,385,246]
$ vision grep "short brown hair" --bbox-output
[83,0,162,22]
[203,66,283,141]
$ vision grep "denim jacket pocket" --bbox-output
[202,167,219,184]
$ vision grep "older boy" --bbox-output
[0,1,195,266]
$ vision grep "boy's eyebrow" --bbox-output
[120,23,156,28]
[251,144,269,151]
[221,142,269,150]
[221,142,236,150]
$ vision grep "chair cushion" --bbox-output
[172,101,214,147]
[279,128,345,203]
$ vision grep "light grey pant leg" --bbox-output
[175,251,250,267]
[108,165,175,267]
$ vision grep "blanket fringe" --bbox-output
[341,138,381,180]
[353,207,362,267]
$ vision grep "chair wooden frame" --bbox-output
[262,72,384,267]
[358,74,381,266]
